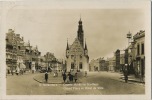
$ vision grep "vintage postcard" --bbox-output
[0,0,151,100]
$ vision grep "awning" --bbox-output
[20,63,26,69]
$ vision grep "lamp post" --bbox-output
[125,31,132,74]
[130,40,137,76]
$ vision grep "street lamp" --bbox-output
[127,31,132,46]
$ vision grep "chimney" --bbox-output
[22,37,24,41]
[16,34,20,37]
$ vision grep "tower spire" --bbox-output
[66,38,69,50]
[77,17,84,47]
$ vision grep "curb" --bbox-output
[120,77,145,84]
[33,77,63,84]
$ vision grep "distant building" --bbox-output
[89,59,99,71]
[120,53,125,71]
[89,57,108,71]
[115,49,120,71]
[99,59,106,71]
[89,58,101,71]
[16,34,25,60]
[107,57,115,71]
[105,60,109,71]
[44,52,56,70]
[6,29,17,70]
[24,41,32,69]
[66,18,89,72]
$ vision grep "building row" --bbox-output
[6,29,63,72]
[89,30,145,79]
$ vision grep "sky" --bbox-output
[3,0,148,61]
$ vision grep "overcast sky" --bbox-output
[4,0,148,61]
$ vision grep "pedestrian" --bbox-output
[67,72,70,83]
[45,72,48,83]
[71,74,74,82]
[63,73,67,83]
[68,72,71,82]
[84,71,87,77]
[53,72,56,77]
[74,73,78,82]
[124,68,128,83]
[16,67,20,75]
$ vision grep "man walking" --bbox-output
[84,71,87,77]
[74,73,78,83]
[63,73,67,83]
[124,64,128,83]
[124,69,128,83]
[45,72,48,83]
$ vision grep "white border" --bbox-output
[0,0,151,100]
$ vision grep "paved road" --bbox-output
[81,72,145,94]
[6,71,145,95]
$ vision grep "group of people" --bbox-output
[44,71,78,83]
[62,72,78,83]
[9,67,25,76]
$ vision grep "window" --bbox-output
[18,46,20,50]
[71,62,74,69]
[137,44,140,55]
[71,55,74,59]
[79,62,83,69]
[141,43,144,55]
[80,55,82,59]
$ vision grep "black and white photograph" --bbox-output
[0,0,151,100]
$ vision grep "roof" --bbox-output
[69,38,84,53]
[133,30,145,40]
[24,42,30,46]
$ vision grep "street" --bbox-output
[7,71,145,95]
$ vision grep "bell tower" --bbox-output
[77,18,84,47]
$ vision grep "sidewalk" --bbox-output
[6,71,40,76]
[120,74,145,84]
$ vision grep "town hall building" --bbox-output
[66,18,89,72]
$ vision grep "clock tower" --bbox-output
[66,18,89,72]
